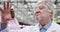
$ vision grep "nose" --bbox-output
[34,7,43,16]
[34,10,41,16]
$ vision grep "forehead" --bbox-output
[36,2,47,7]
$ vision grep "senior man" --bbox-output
[20,0,60,32]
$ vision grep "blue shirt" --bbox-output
[39,21,52,32]
[0,23,7,31]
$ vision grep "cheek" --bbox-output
[44,13,51,18]
[41,12,50,18]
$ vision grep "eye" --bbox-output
[39,6,45,10]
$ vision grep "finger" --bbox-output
[6,1,10,12]
[3,1,7,11]
[0,8,3,12]
[7,1,9,9]
[10,2,12,8]
[7,1,12,12]
[9,1,12,10]
[3,1,5,11]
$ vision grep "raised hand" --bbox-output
[1,1,12,23]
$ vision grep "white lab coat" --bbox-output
[8,18,20,30]
[19,21,60,32]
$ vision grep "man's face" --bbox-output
[34,3,52,21]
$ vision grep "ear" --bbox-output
[49,12,53,17]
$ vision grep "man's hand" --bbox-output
[1,1,12,23]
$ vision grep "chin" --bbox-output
[36,18,42,21]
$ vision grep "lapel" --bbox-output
[33,24,40,32]
[46,21,57,32]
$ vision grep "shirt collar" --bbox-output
[39,20,52,30]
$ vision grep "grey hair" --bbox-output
[35,0,56,12]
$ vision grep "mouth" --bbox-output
[35,12,41,16]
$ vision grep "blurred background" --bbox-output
[0,0,60,26]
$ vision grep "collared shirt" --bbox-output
[0,23,7,31]
[39,21,52,32]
